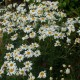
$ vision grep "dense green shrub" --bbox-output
[55,0,80,17]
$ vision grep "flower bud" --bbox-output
[50,77,53,80]
[49,67,53,71]
[62,64,66,68]
[65,68,70,74]
[61,78,64,80]
[60,70,63,73]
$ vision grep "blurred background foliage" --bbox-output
[57,0,80,17]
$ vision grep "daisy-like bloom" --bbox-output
[29,16,37,22]
[12,49,20,59]
[74,38,80,44]
[16,3,25,13]
[13,3,18,8]
[54,40,61,47]
[39,17,46,22]
[6,44,14,50]
[24,61,33,71]
[20,44,28,50]
[36,8,43,16]
[59,32,65,39]
[18,67,26,76]
[7,61,17,76]
[47,30,53,36]
[1,61,9,69]
[45,12,53,20]
[77,30,80,35]
[28,42,39,49]
[22,35,29,40]
[7,4,12,9]
[34,50,41,57]
[10,33,18,41]
[7,67,17,76]
[7,27,14,34]
[28,44,35,50]
[67,24,75,33]
[28,72,35,80]
[29,4,36,10]
[7,22,15,27]
[29,32,36,38]
[34,43,39,48]
[18,25,24,30]
[38,71,46,78]
[1,20,7,26]
[38,27,46,35]
[53,32,59,39]
[30,9,36,15]
[2,27,7,33]
[39,34,46,41]
[24,49,33,58]
[7,61,17,69]
[16,54,24,62]
[16,48,23,52]
[66,31,71,36]
[4,52,12,60]
[58,11,66,18]
[24,0,30,2]
[66,37,71,44]
[24,25,33,33]
[21,9,27,14]
[61,27,67,32]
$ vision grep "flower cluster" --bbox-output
[0,42,40,76]
[0,0,80,80]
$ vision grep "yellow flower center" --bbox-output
[10,63,13,67]
[26,51,30,55]
[9,69,14,72]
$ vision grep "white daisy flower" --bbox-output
[24,61,33,71]
[16,54,24,62]
[18,67,26,76]
[28,72,35,80]
[54,40,61,47]
[7,27,14,34]
[6,44,14,50]
[24,25,33,33]
[22,35,29,40]
[10,33,18,41]
[24,49,33,58]
[7,61,17,69]
[4,52,12,60]
[7,4,12,9]
[7,67,17,76]
[20,44,28,50]
[38,71,46,78]
[29,32,36,38]
[34,50,41,57]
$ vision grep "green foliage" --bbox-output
[53,0,80,17]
